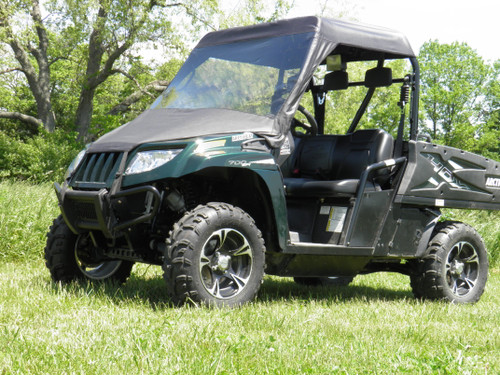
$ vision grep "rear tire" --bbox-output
[45,215,133,284]
[410,221,488,304]
[163,203,265,307]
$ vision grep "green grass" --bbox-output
[0,262,499,374]
[0,181,499,373]
[0,181,59,262]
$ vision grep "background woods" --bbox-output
[0,0,499,182]
[0,0,291,180]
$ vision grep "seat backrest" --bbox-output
[293,129,394,182]
[293,134,345,179]
[332,129,394,180]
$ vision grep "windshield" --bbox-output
[151,33,313,116]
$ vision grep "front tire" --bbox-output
[164,203,265,307]
[410,221,488,303]
[45,215,133,283]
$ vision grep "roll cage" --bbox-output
[306,55,420,142]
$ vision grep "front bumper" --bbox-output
[55,182,161,237]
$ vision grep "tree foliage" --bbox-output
[0,5,499,182]
[419,41,499,159]
[0,0,293,142]
[0,0,219,139]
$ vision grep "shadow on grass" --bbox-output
[45,272,172,310]
[45,271,415,309]
[259,277,414,303]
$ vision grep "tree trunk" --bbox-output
[75,88,95,142]
[35,93,57,132]
[74,4,107,142]
[1,0,56,133]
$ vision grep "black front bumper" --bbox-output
[55,182,161,237]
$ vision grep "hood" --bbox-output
[88,108,275,153]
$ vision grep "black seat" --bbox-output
[284,129,394,197]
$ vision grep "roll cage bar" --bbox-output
[309,56,420,140]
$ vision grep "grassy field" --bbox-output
[0,182,60,262]
[0,181,499,373]
[0,262,499,374]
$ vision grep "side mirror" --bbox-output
[365,67,392,88]
[324,71,349,91]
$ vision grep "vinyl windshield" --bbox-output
[151,33,313,117]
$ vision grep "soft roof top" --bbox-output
[196,16,415,59]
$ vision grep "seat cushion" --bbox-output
[284,177,379,197]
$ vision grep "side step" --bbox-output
[285,234,374,256]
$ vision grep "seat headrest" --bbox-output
[324,71,349,91]
[365,67,392,88]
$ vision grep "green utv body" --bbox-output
[46,17,500,306]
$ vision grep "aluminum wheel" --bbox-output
[164,203,265,306]
[74,234,123,280]
[410,221,488,304]
[445,241,480,297]
[199,228,253,299]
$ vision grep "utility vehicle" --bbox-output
[45,17,500,306]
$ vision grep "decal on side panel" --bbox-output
[414,153,487,193]
[486,177,500,188]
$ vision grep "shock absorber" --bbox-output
[395,75,412,157]
[398,76,410,109]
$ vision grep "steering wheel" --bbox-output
[291,105,318,137]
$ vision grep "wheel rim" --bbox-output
[445,241,480,297]
[74,234,123,280]
[199,228,253,299]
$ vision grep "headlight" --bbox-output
[125,149,183,175]
[64,146,88,180]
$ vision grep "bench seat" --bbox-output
[284,129,394,198]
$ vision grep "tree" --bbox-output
[473,60,500,159]
[68,0,197,141]
[419,41,497,155]
[0,0,219,140]
[0,0,292,141]
[0,0,56,132]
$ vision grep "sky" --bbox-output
[287,0,499,62]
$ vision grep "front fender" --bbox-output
[121,137,289,250]
[122,136,277,186]
[251,168,289,250]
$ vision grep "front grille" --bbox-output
[72,152,122,187]
[67,200,98,221]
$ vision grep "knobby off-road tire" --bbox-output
[45,215,133,283]
[163,203,265,307]
[294,276,355,287]
[410,221,488,304]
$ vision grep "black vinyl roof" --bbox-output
[197,16,415,59]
